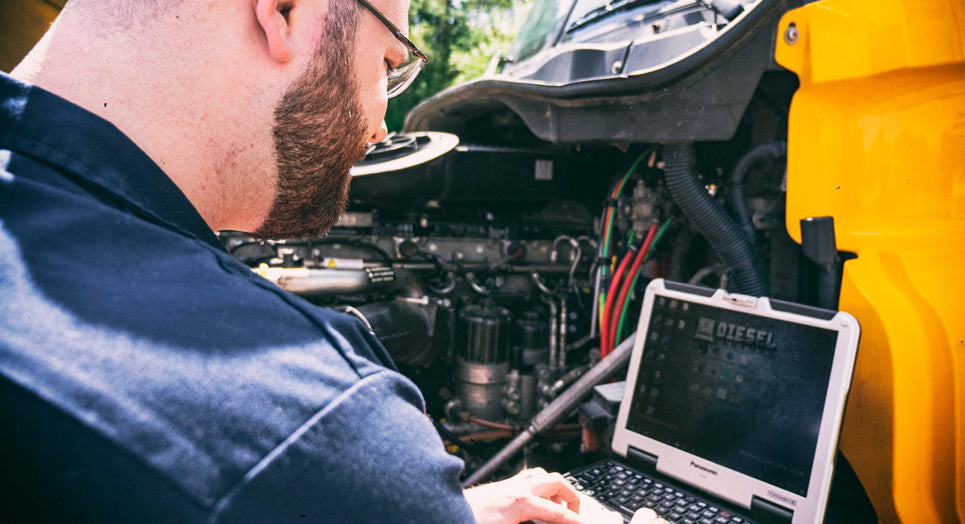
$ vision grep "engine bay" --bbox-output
[218,67,823,481]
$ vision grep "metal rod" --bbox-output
[461,333,637,487]
[558,300,568,369]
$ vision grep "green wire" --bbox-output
[598,150,651,335]
[601,151,648,259]
[614,219,673,345]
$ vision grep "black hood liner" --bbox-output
[404,0,800,143]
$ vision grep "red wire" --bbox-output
[598,179,630,358]
[607,224,658,354]
[597,199,616,354]
[600,248,635,358]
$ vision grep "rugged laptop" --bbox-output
[567,279,860,524]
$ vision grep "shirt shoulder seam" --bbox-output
[209,370,401,520]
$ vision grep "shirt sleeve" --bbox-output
[210,371,476,524]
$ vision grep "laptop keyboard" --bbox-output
[565,459,754,524]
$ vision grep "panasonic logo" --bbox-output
[766,490,798,507]
[689,461,718,476]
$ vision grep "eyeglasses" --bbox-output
[356,0,428,98]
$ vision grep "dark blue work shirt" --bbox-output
[0,73,475,523]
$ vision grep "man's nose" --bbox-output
[369,121,388,143]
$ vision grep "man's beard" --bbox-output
[254,5,369,240]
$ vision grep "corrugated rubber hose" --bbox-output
[662,142,769,296]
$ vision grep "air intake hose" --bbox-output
[662,142,769,296]
[727,141,787,244]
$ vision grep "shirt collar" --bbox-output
[0,73,224,251]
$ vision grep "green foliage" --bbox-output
[384,0,529,131]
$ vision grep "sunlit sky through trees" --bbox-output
[385,0,534,131]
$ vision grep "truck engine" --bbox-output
[221,131,811,467]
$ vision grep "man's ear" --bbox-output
[254,0,294,63]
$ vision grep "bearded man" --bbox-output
[0,0,651,523]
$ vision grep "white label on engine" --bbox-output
[321,258,365,269]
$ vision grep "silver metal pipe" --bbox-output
[558,300,568,369]
[265,268,376,296]
[543,296,558,371]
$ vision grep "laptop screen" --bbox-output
[624,295,839,497]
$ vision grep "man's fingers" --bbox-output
[630,507,670,524]
[514,467,548,479]
[524,471,581,513]
[513,493,584,524]
[464,468,625,524]
[573,492,623,523]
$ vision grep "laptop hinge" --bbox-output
[626,446,658,475]
[750,495,794,524]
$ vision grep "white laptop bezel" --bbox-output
[610,279,859,524]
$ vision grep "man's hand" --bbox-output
[629,508,668,524]
[463,467,623,524]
